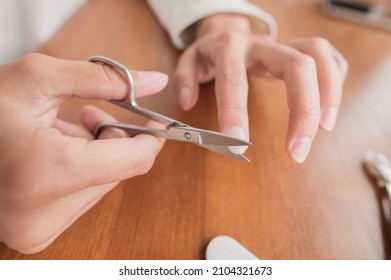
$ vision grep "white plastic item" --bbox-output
[205,235,259,260]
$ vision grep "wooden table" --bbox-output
[1,0,391,259]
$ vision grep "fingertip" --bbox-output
[224,126,249,154]
[134,71,169,97]
[288,136,312,163]
[178,86,198,111]
[178,86,191,110]
[174,49,200,111]
[228,145,248,155]
[320,106,338,132]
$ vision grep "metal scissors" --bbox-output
[88,56,251,161]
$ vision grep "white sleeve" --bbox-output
[0,0,85,64]
[146,0,277,50]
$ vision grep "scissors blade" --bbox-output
[167,126,251,146]
[95,122,250,161]
[166,126,250,161]
[200,144,250,162]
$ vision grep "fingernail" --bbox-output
[136,71,168,83]
[289,136,312,163]
[225,126,248,155]
[179,86,191,110]
[321,106,338,131]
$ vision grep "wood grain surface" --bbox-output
[1,0,391,259]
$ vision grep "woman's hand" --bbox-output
[0,54,167,253]
[174,14,348,162]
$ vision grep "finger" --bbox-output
[331,44,349,82]
[59,60,169,100]
[17,54,169,101]
[173,47,201,111]
[80,124,166,187]
[214,39,249,152]
[79,105,128,139]
[78,105,166,188]
[52,119,93,140]
[289,38,345,131]
[49,122,166,195]
[249,38,321,163]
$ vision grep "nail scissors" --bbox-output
[88,56,251,161]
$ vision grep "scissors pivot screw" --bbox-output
[184,132,191,140]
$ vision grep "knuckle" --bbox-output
[17,53,49,76]
[218,106,247,128]
[305,37,331,53]
[296,106,321,121]
[219,105,246,117]
[216,30,238,46]
[20,52,46,64]
[215,30,247,50]
[288,53,316,74]
[14,53,55,98]
[218,68,244,86]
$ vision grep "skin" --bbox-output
[0,54,167,253]
[0,14,348,254]
[174,14,348,162]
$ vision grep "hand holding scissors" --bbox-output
[89,56,252,161]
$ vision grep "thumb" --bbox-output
[57,55,169,100]
[13,54,169,102]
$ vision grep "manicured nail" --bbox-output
[225,126,248,155]
[136,71,168,83]
[321,106,338,131]
[179,86,191,110]
[289,136,312,163]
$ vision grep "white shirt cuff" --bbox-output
[147,0,277,49]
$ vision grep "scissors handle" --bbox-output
[88,55,182,127]
[94,121,167,138]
